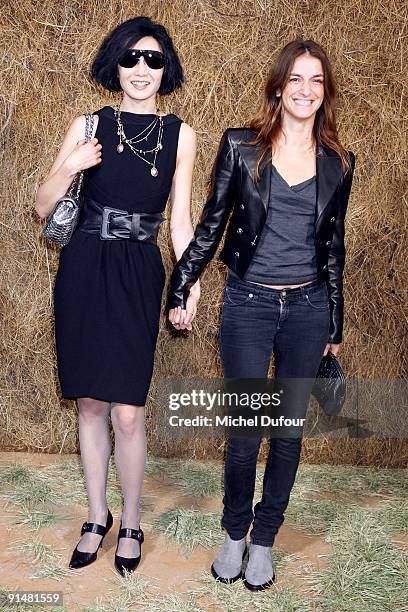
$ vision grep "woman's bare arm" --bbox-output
[35,115,101,219]
[169,122,200,330]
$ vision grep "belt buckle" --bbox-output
[100,206,128,240]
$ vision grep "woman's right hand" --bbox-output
[64,137,102,174]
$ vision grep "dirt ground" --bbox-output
[0,452,337,611]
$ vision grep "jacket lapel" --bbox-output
[316,143,344,222]
[237,139,343,219]
[237,140,271,211]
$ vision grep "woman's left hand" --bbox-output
[324,343,340,357]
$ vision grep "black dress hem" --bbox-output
[60,391,149,406]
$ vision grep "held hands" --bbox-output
[169,281,201,331]
[324,343,340,357]
[65,138,102,175]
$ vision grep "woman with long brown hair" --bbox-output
[167,39,355,590]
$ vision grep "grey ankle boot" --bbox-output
[243,543,275,591]
[211,534,247,583]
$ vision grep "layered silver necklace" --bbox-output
[114,105,164,177]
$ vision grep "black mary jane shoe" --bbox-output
[114,523,144,576]
[210,546,248,584]
[69,509,113,569]
[243,572,276,592]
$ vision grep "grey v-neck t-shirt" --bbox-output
[243,165,318,285]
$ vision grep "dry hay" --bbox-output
[0,0,407,465]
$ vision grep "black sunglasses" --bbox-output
[118,49,165,70]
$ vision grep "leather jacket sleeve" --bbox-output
[327,151,356,344]
[167,129,237,309]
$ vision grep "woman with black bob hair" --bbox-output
[35,16,199,575]
[91,15,183,95]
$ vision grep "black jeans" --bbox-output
[219,274,330,546]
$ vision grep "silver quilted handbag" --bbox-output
[42,113,95,246]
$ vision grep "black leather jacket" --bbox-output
[168,128,355,344]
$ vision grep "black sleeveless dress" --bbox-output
[54,106,182,405]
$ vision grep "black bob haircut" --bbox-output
[91,16,184,96]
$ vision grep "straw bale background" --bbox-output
[0,0,407,465]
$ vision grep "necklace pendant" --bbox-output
[158,143,163,151]
[117,143,124,153]
[151,166,158,177]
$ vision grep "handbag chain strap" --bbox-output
[67,113,95,199]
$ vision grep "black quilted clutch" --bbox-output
[312,352,346,416]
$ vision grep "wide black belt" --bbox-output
[78,198,164,243]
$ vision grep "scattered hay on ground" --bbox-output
[191,572,313,612]
[307,508,408,612]
[147,457,223,498]
[152,508,223,554]
[295,463,408,498]
[0,455,407,610]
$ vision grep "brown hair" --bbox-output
[248,39,351,179]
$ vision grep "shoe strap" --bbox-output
[81,521,108,536]
[119,527,144,543]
